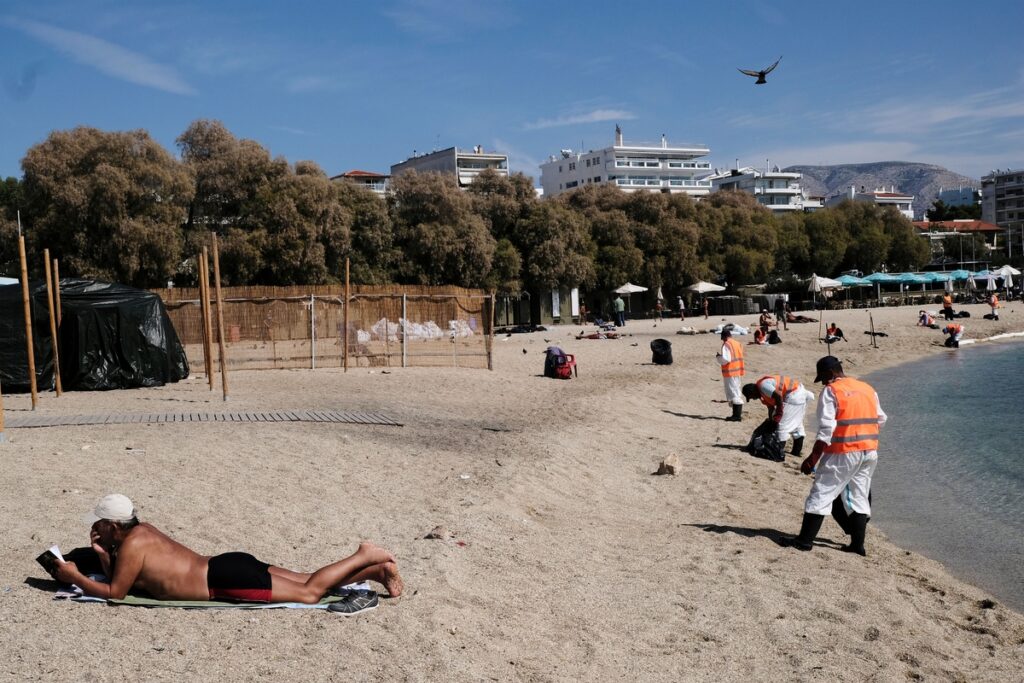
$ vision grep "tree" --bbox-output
[696,191,777,286]
[21,126,193,286]
[335,182,394,284]
[388,171,495,287]
[927,199,981,221]
[514,201,594,291]
[803,207,850,276]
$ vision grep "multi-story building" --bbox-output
[981,169,1024,257]
[330,170,389,197]
[937,185,981,208]
[825,186,914,220]
[706,165,819,212]
[913,219,1003,250]
[539,126,712,199]
[390,145,508,188]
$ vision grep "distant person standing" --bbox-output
[655,299,664,320]
[988,292,1000,320]
[677,295,685,321]
[613,295,626,327]
[943,323,964,348]
[781,356,886,556]
[774,297,788,331]
[716,327,745,421]
[942,293,954,321]
[702,298,709,319]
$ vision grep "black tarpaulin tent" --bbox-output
[0,278,188,392]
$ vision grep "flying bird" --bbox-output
[738,56,782,84]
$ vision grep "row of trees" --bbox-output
[1,121,932,296]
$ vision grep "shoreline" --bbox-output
[2,300,1023,680]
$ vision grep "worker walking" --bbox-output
[781,356,886,556]
[943,323,964,348]
[716,327,745,421]
[741,375,815,456]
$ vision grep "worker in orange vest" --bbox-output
[941,293,954,320]
[988,292,1000,320]
[780,356,886,556]
[742,375,816,457]
[943,323,964,348]
[716,326,745,421]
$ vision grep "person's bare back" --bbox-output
[119,523,210,600]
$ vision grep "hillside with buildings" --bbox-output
[783,161,978,218]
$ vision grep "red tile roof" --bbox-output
[913,220,1001,233]
[872,192,912,198]
[339,170,388,178]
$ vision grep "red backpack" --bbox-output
[544,346,577,379]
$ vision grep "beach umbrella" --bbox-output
[944,278,954,294]
[614,282,648,294]
[949,269,970,281]
[807,274,842,292]
[1003,271,1014,293]
[656,286,664,301]
[967,275,977,291]
[927,272,951,282]
[996,264,1021,276]
[686,281,726,294]
[986,274,997,291]
[836,274,872,286]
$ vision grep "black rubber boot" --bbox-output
[779,513,824,551]
[726,404,743,422]
[840,513,869,556]
[790,436,804,457]
[831,497,852,535]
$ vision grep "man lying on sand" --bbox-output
[53,494,403,603]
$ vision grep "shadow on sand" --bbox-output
[661,409,727,421]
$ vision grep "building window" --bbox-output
[585,159,591,167]
[558,166,562,173]
[566,180,578,188]
[569,162,576,170]
[594,176,601,182]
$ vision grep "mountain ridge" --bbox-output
[781,161,979,219]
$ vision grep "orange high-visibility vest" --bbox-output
[947,324,963,335]
[826,377,880,454]
[991,294,999,307]
[756,375,796,407]
[721,338,745,377]
[942,295,952,308]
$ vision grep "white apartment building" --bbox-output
[390,145,508,188]
[981,168,1024,256]
[539,126,712,198]
[706,165,818,212]
[937,185,981,208]
[825,185,914,220]
[330,169,389,197]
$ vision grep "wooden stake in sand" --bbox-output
[52,259,62,327]
[211,233,229,401]
[868,311,878,349]
[199,247,214,389]
[487,290,495,371]
[43,249,62,396]
[343,258,350,373]
[18,235,38,410]
[0,378,6,443]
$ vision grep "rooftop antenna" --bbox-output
[435,134,439,152]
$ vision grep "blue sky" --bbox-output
[2,0,1023,183]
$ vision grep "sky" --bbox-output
[2,1,1023,184]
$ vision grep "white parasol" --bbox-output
[807,274,842,292]
[686,281,726,294]
[967,275,977,291]
[986,275,997,291]
[614,282,648,294]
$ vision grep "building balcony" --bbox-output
[612,160,711,171]
[755,187,801,195]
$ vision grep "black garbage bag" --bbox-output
[745,419,785,462]
[650,338,673,365]
[0,278,188,392]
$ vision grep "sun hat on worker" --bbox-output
[813,356,843,384]
[83,493,136,524]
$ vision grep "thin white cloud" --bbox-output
[269,125,312,136]
[384,0,514,39]
[751,141,920,167]
[285,75,339,94]
[3,17,195,95]
[524,109,636,131]
[492,137,541,178]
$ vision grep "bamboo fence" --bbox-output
[154,284,494,372]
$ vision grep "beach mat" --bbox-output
[104,595,344,609]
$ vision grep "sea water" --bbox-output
[866,341,1024,611]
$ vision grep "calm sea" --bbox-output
[866,341,1024,611]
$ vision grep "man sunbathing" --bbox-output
[53,494,403,603]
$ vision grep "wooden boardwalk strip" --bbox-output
[5,409,401,429]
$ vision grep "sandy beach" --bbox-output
[2,301,1023,682]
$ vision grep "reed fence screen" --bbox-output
[154,285,494,372]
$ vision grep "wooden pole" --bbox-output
[199,247,214,389]
[487,291,495,371]
[343,258,350,373]
[18,235,38,410]
[43,249,62,396]
[868,311,878,349]
[0,378,6,443]
[52,259,62,327]
[211,233,229,401]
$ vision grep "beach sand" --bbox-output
[2,301,1023,681]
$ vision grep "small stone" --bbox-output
[655,454,681,476]
[424,526,449,540]
[978,598,997,609]
[864,626,880,641]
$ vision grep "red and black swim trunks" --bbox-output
[207,552,272,602]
